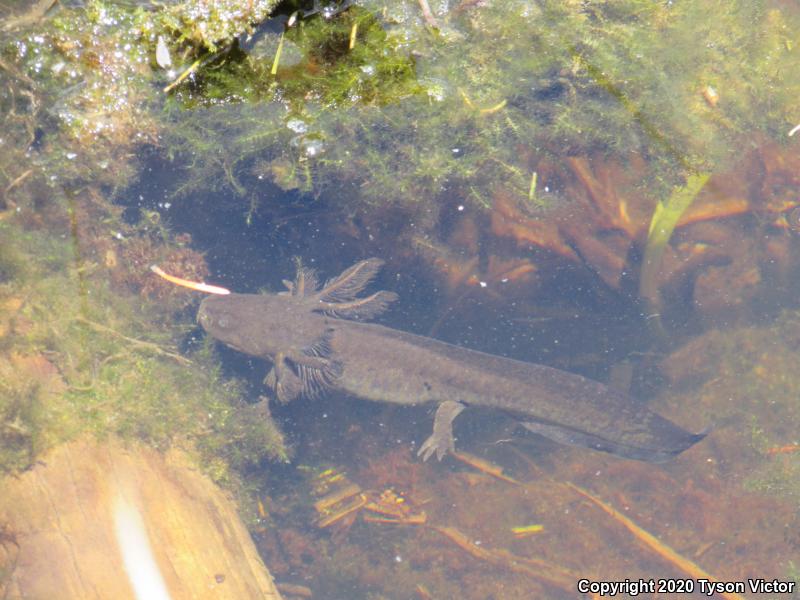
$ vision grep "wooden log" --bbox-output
[0,437,283,600]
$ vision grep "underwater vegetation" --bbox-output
[0,0,279,203]
[3,2,800,596]
[152,0,800,333]
[157,0,798,204]
[0,212,287,487]
[2,0,800,331]
[1,0,295,486]
[1,0,799,463]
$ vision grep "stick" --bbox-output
[417,0,439,28]
[566,482,746,600]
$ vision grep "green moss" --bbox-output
[162,0,280,51]
[158,0,800,226]
[0,222,287,484]
[0,0,281,203]
[5,0,798,235]
[0,232,27,283]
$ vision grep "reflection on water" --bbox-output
[2,0,800,597]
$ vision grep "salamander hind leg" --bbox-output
[417,400,465,461]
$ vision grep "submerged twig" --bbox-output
[528,171,538,204]
[163,41,239,94]
[74,316,191,365]
[4,169,33,196]
[0,58,37,90]
[417,0,439,28]
[451,451,520,485]
[430,525,575,591]
[163,57,203,93]
[566,482,746,600]
[150,265,231,295]
[765,443,800,456]
[478,99,507,115]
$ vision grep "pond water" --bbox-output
[2,0,800,598]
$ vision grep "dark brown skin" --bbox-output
[197,259,706,462]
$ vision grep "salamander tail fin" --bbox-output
[520,419,707,463]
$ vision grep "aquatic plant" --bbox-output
[0,220,287,484]
[161,0,800,218]
[162,0,279,50]
[0,0,311,496]
[640,172,710,329]
[2,0,800,491]
[3,0,799,328]
[0,0,281,204]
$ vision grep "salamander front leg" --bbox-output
[264,352,304,403]
[417,400,465,461]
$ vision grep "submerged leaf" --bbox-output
[640,173,710,308]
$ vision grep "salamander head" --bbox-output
[198,292,325,358]
[197,293,253,354]
[198,293,283,357]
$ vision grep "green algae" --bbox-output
[2,0,799,235]
[0,220,287,485]
[158,0,800,223]
[0,0,280,204]
[0,0,301,489]
[2,0,800,514]
[162,0,280,51]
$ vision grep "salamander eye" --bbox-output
[217,315,230,328]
